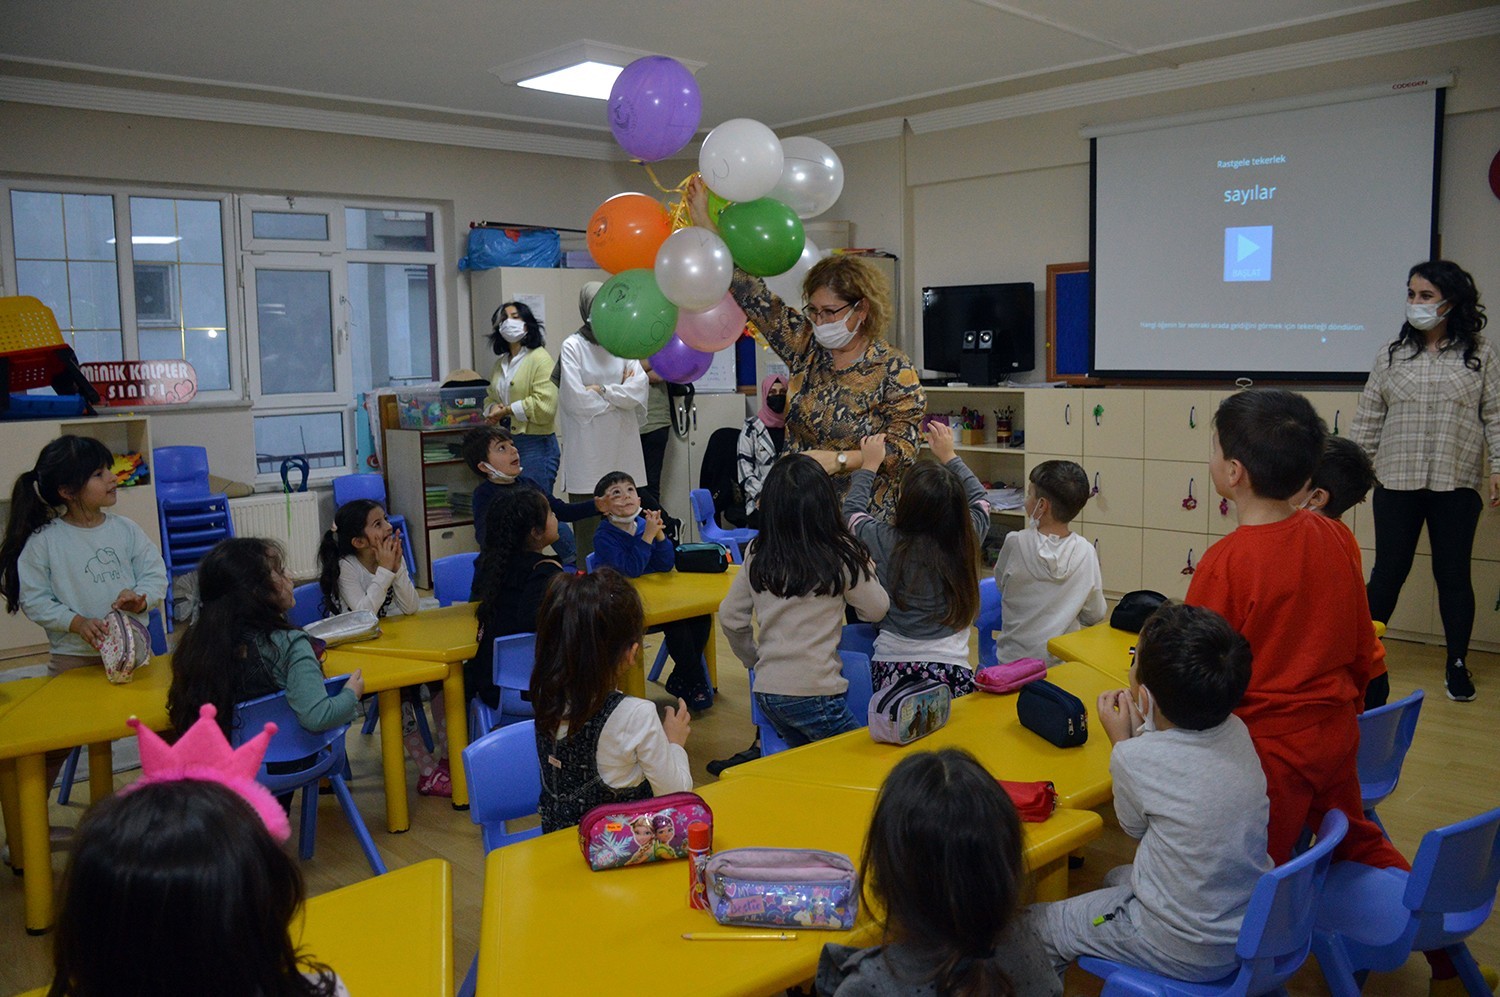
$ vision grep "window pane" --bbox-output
[68,261,122,331]
[72,329,123,363]
[254,411,347,474]
[15,260,71,327]
[10,191,65,258]
[186,329,230,391]
[180,264,227,329]
[348,262,435,393]
[128,197,180,262]
[251,210,328,241]
[133,262,179,326]
[176,200,224,264]
[345,208,433,252]
[63,193,116,261]
[255,269,334,395]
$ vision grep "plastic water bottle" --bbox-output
[686,821,712,910]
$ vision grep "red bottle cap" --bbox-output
[688,821,711,850]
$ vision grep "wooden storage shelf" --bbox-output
[385,426,479,589]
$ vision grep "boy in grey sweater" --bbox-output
[1033,602,1272,982]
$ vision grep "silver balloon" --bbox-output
[763,235,824,304]
[769,136,844,219]
[699,118,785,203]
[654,226,733,312]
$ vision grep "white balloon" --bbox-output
[654,226,734,312]
[763,235,824,304]
[770,136,845,219]
[698,118,785,203]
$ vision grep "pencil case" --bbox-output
[578,792,713,871]
[674,542,730,573]
[99,609,150,684]
[1017,678,1088,748]
[974,657,1047,694]
[998,779,1058,822]
[867,673,950,744]
[705,847,857,930]
[303,610,381,647]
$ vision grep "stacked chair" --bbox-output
[153,445,233,630]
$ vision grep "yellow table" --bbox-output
[473,775,1100,996]
[352,569,738,809]
[1047,623,1138,678]
[14,858,454,997]
[0,658,172,933]
[322,648,449,834]
[724,661,1122,811]
[0,675,50,881]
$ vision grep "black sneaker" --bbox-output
[706,742,761,776]
[1446,660,1476,702]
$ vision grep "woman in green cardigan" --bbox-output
[484,300,571,564]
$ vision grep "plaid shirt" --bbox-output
[1348,337,1500,493]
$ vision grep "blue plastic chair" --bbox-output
[457,719,544,997]
[1312,805,1500,997]
[432,551,479,607]
[1079,808,1348,997]
[1355,689,1423,832]
[754,649,872,757]
[975,576,1004,669]
[233,676,386,875]
[468,632,537,743]
[56,607,170,804]
[331,473,416,576]
[287,581,325,628]
[689,488,753,563]
[153,446,234,630]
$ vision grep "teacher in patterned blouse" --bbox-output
[688,177,926,521]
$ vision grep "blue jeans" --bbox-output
[753,692,860,748]
[515,433,576,567]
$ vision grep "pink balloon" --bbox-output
[674,293,747,353]
[648,336,714,383]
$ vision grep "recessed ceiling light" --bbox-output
[493,40,703,101]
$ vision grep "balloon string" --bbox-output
[638,162,696,229]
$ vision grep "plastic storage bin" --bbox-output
[395,386,488,430]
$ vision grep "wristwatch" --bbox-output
[836,451,848,470]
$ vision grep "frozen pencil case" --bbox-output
[577,792,712,871]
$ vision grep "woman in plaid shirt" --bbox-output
[1349,260,1498,702]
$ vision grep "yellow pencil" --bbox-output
[681,931,797,941]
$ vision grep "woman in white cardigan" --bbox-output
[557,282,649,556]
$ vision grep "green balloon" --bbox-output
[591,269,679,360]
[718,197,805,277]
[706,189,732,225]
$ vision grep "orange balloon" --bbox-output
[587,193,672,274]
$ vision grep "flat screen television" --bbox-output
[921,282,1034,383]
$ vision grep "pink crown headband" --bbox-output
[124,704,291,842]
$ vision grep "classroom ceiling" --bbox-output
[0,0,1490,152]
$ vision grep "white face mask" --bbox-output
[812,315,860,351]
[1025,498,1042,533]
[1133,686,1157,736]
[1406,300,1446,332]
[480,461,518,485]
[607,505,641,529]
[498,318,528,343]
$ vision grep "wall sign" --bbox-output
[79,360,198,405]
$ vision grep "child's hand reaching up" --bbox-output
[926,421,958,462]
[859,434,886,472]
[642,509,665,543]
[663,698,692,746]
[1097,689,1137,744]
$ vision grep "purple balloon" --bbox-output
[608,56,702,162]
[649,335,714,384]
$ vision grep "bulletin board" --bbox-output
[1046,261,1098,384]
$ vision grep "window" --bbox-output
[2,181,446,483]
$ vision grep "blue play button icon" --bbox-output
[1224,226,1273,281]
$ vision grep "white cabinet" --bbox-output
[385,427,477,588]
[659,391,748,538]
[1074,522,1142,595]
[1142,390,1215,463]
[0,415,159,656]
[1141,460,1210,534]
[1073,456,1143,529]
[1363,549,1436,640]
[1022,389,1082,455]
[1141,528,1210,602]
[1081,389,1144,458]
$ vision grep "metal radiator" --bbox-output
[228,493,323,580]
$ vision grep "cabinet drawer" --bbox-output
[1021,388,1082,455]
[1300,389,1362,441]
[1209,495,1238,537]
[1142,390,1214,463]
[1073,457,1143,528]
[1472,558,1500,650]
[1082,389,1144,459]
[428,524,477,563]
[1141,460,1211,533]
[1363,548,1435,639]
[1140,529,1210,603]
[1074,523,1141,596]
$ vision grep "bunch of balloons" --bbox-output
[588,55,845,383]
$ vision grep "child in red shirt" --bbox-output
[1184,389,1401,871]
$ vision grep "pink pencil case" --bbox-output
[577,792,713,871]
[705,847,858,930]
[974,657,1047,694]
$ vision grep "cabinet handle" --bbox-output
[1093,403,1104,426]
[1332,410,1341,436]
[1189,405,1196,429]
[1091,472,1101,497]
[1182,548,1196,576]
[1182,478,1197,510]
[1064,403,1071,426]
[691,405,698,431]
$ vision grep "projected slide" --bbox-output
[1092,88,1438,377]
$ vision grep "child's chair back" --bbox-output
[975,576,1003,668]
[432,552,479,607]
[463,719,543,853]
[288,582,324,628]
[1355,689,1423,820]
